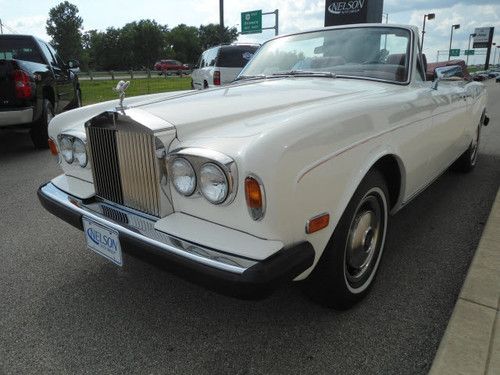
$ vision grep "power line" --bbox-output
[2,22,19,34]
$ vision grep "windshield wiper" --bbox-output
[233,74,268,82]
[271,70,337,78]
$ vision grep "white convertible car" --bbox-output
[38,24,488,308]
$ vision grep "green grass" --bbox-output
[80,77,192,106]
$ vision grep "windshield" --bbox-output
[240,27,412,83]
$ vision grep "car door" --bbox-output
[428,66,469,177]
[43,43,74,112]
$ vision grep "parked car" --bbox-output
[191,44,259,89]
[153,59,189,75]
[473,73,489,81]
[38,24,488,308]
[0,34,81,148]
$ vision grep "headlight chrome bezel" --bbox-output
[167,148,237,206]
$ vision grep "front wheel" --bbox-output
[30,99,54,149]
[305,169,389,309]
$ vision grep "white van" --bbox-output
[191,44,259,89]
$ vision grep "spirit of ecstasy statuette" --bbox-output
[114,80,130,110]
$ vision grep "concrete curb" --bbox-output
[429,189,500,375]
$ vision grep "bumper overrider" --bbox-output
[37,182,314,298]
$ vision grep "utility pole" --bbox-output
[0,19,3,35]
[219,0,224,29]
[219,0,224,43]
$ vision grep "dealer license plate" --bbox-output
[82,217,123,266]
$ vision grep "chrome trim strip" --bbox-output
[41,183,257,274]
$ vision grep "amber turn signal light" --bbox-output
[245,176,265,220]
[306,213,330,234]
[48,138,58,156]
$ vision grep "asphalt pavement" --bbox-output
[1,81,499,375]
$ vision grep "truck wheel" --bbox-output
[451,122,481,173]
[30,100,54,149]
[304,169,389,309]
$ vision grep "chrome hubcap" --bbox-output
[345,195,382,283]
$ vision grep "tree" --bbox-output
[198,24,238,50]
[167,24,201,64]
[121,20,168,69]
[46,1,83,61]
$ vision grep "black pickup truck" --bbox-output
[0,35,81,148]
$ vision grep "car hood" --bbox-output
[136,78,395,141]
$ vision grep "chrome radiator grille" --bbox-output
[116,131,161,216]
[87,127,124,205]
[87,127,161,217]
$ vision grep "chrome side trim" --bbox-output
[41,183,257,274]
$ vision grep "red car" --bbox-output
[153,59,190,75]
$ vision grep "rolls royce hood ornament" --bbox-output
[114,80,130,110]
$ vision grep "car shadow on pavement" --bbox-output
[0,128,39,157]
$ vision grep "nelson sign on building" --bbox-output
[324,0,383,26]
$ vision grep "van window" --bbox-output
[204,48,218,67]
[217,46,258,68]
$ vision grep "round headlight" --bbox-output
[60,137,74,164]
[200,163,228,204]
[72,138,87,167]
[172,158,196,196]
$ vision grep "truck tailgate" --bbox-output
[0,60,16,108]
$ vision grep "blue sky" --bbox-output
[1,0,499,65]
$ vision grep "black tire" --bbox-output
[304,169,389,309]
[30,99,54,149]
[177,69,182,76]
[451,123,481,173]
[203,81,208,89]
[190,79,195,90]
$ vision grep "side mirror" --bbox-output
[432,65,463,90]
[67,59,80,69]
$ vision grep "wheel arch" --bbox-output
[369,154,406,213]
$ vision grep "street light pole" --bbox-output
[467,33,476,66]
[493,43,498,67]
[448,24,460,60]
[421,13,435,51]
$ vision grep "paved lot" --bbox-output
[1,82,499,375]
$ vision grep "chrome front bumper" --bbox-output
[38,182,314,297]
[0,108,33,127]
